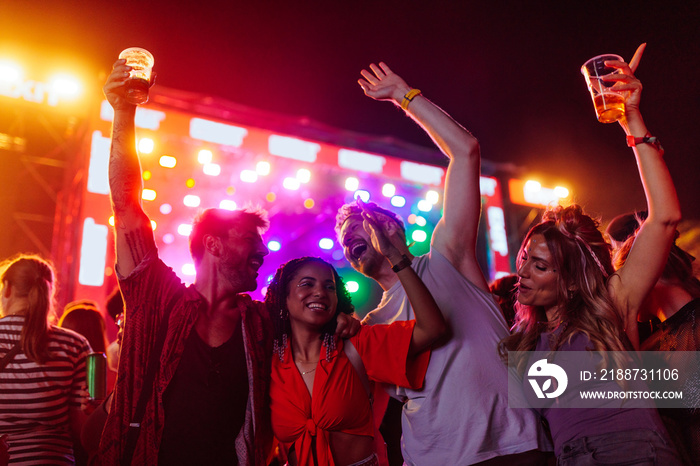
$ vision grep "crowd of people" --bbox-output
[1,43,698,466]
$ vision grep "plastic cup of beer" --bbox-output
[581,54,626,123]
[118,47,154,105]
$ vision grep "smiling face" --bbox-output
[285,261,338,331]
[517,233,561,320]
[218,226,269,293]
[338,214,386,278]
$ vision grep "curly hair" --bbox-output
[264,257,355,361]
[1,254,56,364]
[500,205,630,373]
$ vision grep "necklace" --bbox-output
[295,359,318,376]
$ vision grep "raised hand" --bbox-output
[335,313,361,338]
[103,59,156,111]
[359,202,403,262]
[358,62,411,103]
[103,59,136,111]
[602,43,646,116]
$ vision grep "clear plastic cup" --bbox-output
[118,47,154,105]
[581,54,626,123]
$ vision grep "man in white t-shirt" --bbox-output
[336,63,552,465]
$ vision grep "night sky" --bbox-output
[3,0,700,225]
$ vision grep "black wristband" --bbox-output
[391,255,412,273]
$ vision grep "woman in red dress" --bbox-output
[265,206,446,466]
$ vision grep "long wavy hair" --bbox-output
[264,257,355,361]
[1,255,56,364]
[499,205,630,373]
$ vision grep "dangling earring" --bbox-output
[274,333,288,362]
[274,306,289,362]
[322,332,336,362]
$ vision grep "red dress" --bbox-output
[270,321,429,466]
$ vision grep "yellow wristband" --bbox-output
[401,89,422,110]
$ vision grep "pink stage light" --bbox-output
[345,177,359,191]
[219,199,237,211]
[283,177,300,190]
[240,170,258,183]
[296,168,311,183]
[203,163,221,176]
[183,194,201,207]
[256,161,271,175]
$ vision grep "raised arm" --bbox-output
[359,63,487,291]
[360,205,447,356]
[604,45,681,348]
[103,60,156,276]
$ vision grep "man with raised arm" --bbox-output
[97,58,275,465]
[98,58,360,465]
[336,63,551,465]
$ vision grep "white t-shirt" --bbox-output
[363,249,551,465]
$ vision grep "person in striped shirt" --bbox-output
[0,255,91,465]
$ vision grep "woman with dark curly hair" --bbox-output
[500,45,682,465]
[265,207,445,466]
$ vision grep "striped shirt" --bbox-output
[0,315,91,465]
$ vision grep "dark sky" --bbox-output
[3,0,700,223]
